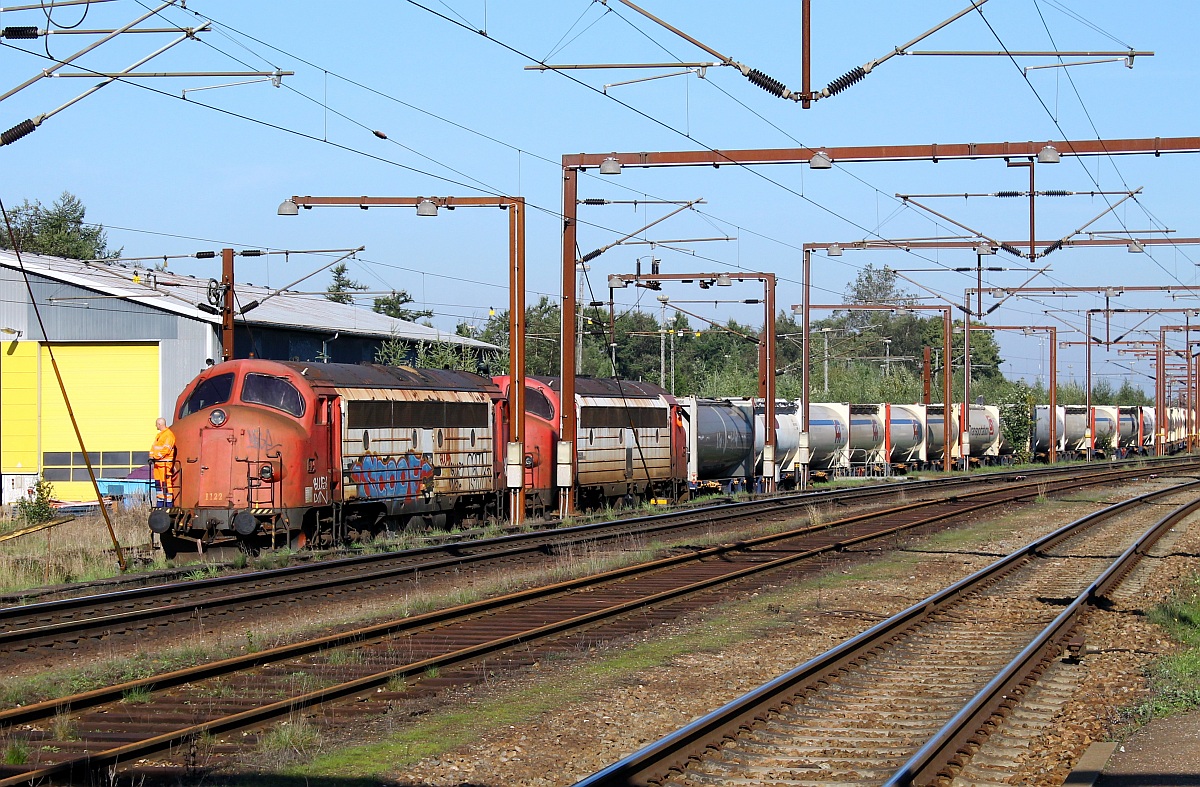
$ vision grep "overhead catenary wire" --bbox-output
[165,0,1060,312]
[972,3,1191,288]
[3,2,1167,344]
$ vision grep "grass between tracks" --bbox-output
[1128,572,1200,720]
[282,497,1070,782]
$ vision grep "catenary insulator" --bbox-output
[1042,190,1070,197]
[999,243,1024,257]
[2,26,39,39]
[1042,239,1064,257]
[996,190,1021,198]
[581,199,607,205]
[823,66,866,97]
[240,249,264,257]
[1,119,35,146]
[747,69,786,97]
[580,249,602,263]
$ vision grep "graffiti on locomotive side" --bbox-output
[437,450,491,492]
[349,452,435,500]
[247,427,282,454]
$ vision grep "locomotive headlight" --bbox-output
[209,408,228,427]
[259,463,275,481]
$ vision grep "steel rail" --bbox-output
[0,465,1172,783]
[0,467,1092,727]
[571,480,1200,787]
[3,458,1179,655]
[885,492,1200,786]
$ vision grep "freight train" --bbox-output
[148,358,1190,556]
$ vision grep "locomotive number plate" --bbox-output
[204,492,226,502]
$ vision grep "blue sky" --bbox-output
[2,0,1197,391]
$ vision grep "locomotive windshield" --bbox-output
[241,373,306,417]
[179,373,235,418]
[525,387,554,420]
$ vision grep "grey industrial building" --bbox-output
[0,251,495,504]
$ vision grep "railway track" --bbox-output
[572,481,1200,787]
[0,457,1187,666]
[0,459,1193,784]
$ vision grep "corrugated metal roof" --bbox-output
[0,251,495,349]
[532,375,667,399]
[275,360,499,393]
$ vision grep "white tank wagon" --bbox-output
[926,403,961,466]
[1034,405,1067,457]
[848,404,888,472]
[965,404,1001,460]
[1166,407,1188,450]
[806,402,851,475]
[744,399,804,486]
[1118,406,1155,455]
[1091,405,1120,456]
[885,403,926,468]
[678,397,754,492]
[1063,406,1092,455]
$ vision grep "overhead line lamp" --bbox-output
[1037,145,1061,164]
[809,151,833,169]
[715,273,733,286]
[276,199,299,216]
[826,243,842,257]
[416,199,439,217]
[599,157,622,175]
[1127,241,1145,253]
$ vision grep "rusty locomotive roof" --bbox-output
[276,361,500,394]
[530,376,669,400]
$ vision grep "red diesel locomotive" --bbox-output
[149,358,688,556]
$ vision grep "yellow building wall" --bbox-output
[1,340,39,478]
[36,343,159,500]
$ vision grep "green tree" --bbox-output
[325,262,367,304]
[840,264,916,330]
[0,192,117,260]
[473,296,562,376]
[1113,378,1152,406]
[373,290,433,323]
[15,477,55,525]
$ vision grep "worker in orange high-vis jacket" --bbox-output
[150,417,179,508]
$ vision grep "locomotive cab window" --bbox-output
[179,373,235,418]
[242,373,306,417]
[525,387,554,420]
